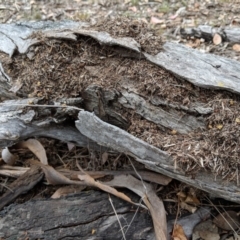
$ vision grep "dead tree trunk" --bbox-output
[0,190,155,240]
[0,21,240,204]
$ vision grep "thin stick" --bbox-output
[123,155,145,238]
[108,194,126,240]
[206,196,238,234]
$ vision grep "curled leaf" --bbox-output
[41,164,81,185]
[51,185,86,199]
[1,148,18,166]
[16,139,48,165]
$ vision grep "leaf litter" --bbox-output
[0,138,169,238]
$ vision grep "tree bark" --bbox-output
[0,190,155,240]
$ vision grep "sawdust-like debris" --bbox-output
[89,17,163,55]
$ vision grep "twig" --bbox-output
[108,194,126,240]
[206,196,238,234]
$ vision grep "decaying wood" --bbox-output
[144,42,240,94]
[0,21,240,205]
[76,111,240,204]
[0,165,43,210]
[0,98,103,150]
[118,90,205,134]
[180,25,240,43]
[0,190,155,240]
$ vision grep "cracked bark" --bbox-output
[0,190,154,240]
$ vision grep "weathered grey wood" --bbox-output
[82,85,129,129]
[0,165,43,210]
[150,96,213,115]
[0,98,103,150]
[145,163,240,203]
[76,111,171,169]
[0,21,87,56]
[75,29,141,53]
[144,42,240,94]
[1,22,240,95]
[180,25,240,43]
[0,21,140,56]
[118,91,205,134]
[0,190,154,240]
[0,118,104,150]
[76,111,240,204]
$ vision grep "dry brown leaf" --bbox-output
[171,130,178,135]
[172,224,187,240]
[58,169,106,180]
[213,211,240,230]
[197,230,220,240]
[77,174,145,209]
[105,174,167,240]
[177,191,187,201]
[135,171,172,185]
[184,195,200,206]
[185,39,201,49]
[1,147,18,165]
[0,168,27,178]
[213,33,222,45]
[58,169,172,185]
[177,190,200,213]
[233,44,240,52]
[51,185,86,199]
[41,164,81,185]
[16,139,48,165]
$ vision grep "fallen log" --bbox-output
[0,20,240,205]
[76,111,240,203]
[0,190,155,240]
[0,165,43,210]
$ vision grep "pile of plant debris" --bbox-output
[1,18,240,184]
